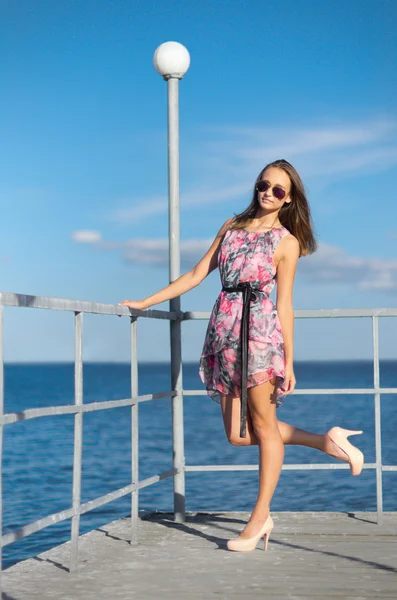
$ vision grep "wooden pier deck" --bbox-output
[2,511,397,599]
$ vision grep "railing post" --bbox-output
[170,311,185,523]
[70,311,84,572]
[373,315,383,524]
[0,304,4,594]
[167,75,185,523]
[130,317,139,544]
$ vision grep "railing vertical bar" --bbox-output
[70,311,84,571]
[373,315,383,525]
[130,317,139,544]
[0,305,4,594]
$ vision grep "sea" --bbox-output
[2,360,396,569]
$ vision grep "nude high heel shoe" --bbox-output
[227,514,274,552]
[326,426,364,476]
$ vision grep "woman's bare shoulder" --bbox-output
[283,231,299,243]
[217,216,236,236]
[275,231,300,262]
[281,232,300,256]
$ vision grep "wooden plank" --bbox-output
[2,512,396,599]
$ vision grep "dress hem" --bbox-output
[199,368,286,408]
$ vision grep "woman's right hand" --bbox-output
[117,299,148,314]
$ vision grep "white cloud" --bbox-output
[215,118,396,161]
[105,183,251,225]
[89,233,397,293]
[300,242,397,291]
[105,116,397,225]
[84,236,214,269]
[72,230,102,243]
[121,237,213,269]
[108,199,168,224]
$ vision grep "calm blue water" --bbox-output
[2,360,397,569]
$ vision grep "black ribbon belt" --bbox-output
[221,282,262,438]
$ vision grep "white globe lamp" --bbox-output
[153,41,190,79]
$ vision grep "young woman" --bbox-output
[119,158,364,553]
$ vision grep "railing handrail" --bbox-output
[184,307,397,318]
[0,291,177,320]
[1,291,397,319]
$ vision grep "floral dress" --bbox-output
[198,224,291,408]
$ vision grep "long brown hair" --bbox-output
[230,159,317,257]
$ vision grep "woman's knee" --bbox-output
[227,432,252,446]
[250,416,279,440]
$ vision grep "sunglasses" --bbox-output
[255,180,289,200]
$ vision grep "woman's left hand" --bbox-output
[281,364,296,395]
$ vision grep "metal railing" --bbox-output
[0,292,396,583]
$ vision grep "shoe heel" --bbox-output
[341,428,363,437]
[263,517,273,551]
[264,532,271,551]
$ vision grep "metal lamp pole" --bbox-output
[153,41,190,523]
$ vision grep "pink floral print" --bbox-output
[199,225,291,407]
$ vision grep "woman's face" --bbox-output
[257,167,292,211]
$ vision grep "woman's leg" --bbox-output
[220,393,257,446]
[277,420,324,450]
[220,389,349,461]
[241,377,283,537]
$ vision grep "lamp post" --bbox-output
[153,41,190,523]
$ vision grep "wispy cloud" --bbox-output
[99,237,214,270]
[212,118,396,161]
[300,242,397,292]
[105,116,397,225]
[79,233,397,293]
[109,199,168,224]
[106,184,250,225]
[72,230,102,243]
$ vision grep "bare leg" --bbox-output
[240,377,283,537]
[277,420,324,450]
[276,421,352,460]
[220,391,351,461]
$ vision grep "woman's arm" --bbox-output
[275,235,300,391]
[119,217,234,310]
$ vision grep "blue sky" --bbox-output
[1,0,397,363]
